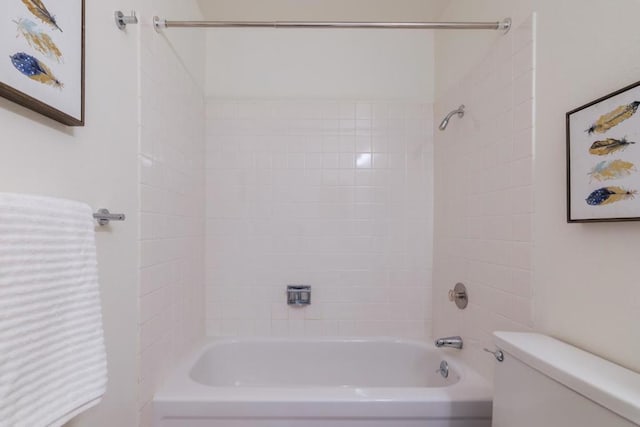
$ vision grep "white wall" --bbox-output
[198,0,448,22]
[206,29,434,100]
[138,1,206,426]
[205,99,433,338]
[0,2,140,426]
[204,19,436,338]
[0,1,207,426]
[433,15,535,378]
[436,0,640,374]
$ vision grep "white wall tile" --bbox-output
[138,3,206,423]
[433,17,535,380]
[205,100,433,338]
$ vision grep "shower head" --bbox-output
[439,105,465,131]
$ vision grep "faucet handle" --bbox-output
[448,283,468,309]
[448,289,465,301]
[483,348,504,362]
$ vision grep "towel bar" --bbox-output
[93,208,126,226]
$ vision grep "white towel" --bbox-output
[0,193,107,427]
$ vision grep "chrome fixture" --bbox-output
[439,105,465,131]
[436,360,449,379]
[448,282,468,309]
[435,336,463,349]
[287,285,311,306]
[115,10,139,30]
[484,348,505,362]
[93,208,126,226]
[154,16,511,33]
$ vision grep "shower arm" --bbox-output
[439,105,465,131]
[445,107,465,121]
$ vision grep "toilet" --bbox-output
[491,332,640,427]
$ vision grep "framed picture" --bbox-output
[0,0,84,126]
[567,80,640,222]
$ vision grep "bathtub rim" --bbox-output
[154,336,492,414]
[188,335,465,388]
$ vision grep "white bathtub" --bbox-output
[153,337,492,427]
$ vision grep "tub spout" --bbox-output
[435,336,463,349]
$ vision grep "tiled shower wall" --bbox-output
[433,15,535,378]
[205,100,433,338]
[138,5,206,424]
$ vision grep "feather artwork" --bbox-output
[14,19,62,63]
[586,187,637,206]
[10,52,63,88]
[21,0,62,32]
[589,138,636,156]
[586,101,640,134]
[588,159,636,182]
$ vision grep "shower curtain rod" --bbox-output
[153,16,511,33]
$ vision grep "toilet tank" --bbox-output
[492,332,640,427]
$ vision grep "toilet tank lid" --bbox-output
[494,332,640,425]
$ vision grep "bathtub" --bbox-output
[153,337,492,427]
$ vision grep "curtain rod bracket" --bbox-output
[499,18,512,34]
[115,11,138,31]
[153,16,167,33]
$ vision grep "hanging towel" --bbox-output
[0,193,107,427]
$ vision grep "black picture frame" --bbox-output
[0,0,85,126]
[566,80,640,222]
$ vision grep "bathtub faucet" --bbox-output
[435,336,463,349]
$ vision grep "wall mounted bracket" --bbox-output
[93,208,126,226]
[115,10,139,30]
[287,285,311,306]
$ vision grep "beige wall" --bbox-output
[0,1,141,426]
[436,0,640,373]
[198,0,447,21]
[201,0,437,100]
[206,28,435,100]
